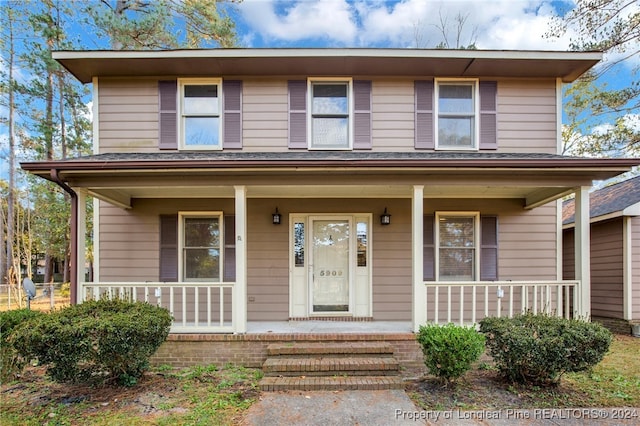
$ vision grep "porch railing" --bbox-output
[422,280,579,325]
[81,282,235,333]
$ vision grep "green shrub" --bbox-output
[479,313,613,386]
[0,309,45,381]
[416,323,485,384]
[10,299,172,386]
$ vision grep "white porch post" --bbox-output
[76,189,87,304]
[234,186,247,333]
[574,186,590,319]
[413,185,426,332]
[623,216,633,320]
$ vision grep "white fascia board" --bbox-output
[52,49,603,62]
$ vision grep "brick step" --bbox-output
[263,356,399,376]
[259,375,405,391]
[266,342,394,356]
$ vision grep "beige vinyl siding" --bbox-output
[241,80,288,152]
[246,199,290,320]
[591,219,624,319]
[246,198,413,321]
[98,196,557,321]
[99,199,235,281]
[98,201,159,281]
[372,200,412,320]
[425,199,558,323]
[98,79,159,153]
[371,80,415,151]
[496,80,557,154]
[425,199,559,281]
[96,77,558,155]
[564,218,627,319]
[632,216,640,318]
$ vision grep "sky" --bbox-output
[234,0,574,50]
[1,0,639,180]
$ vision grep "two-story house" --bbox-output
[22,49,639,368]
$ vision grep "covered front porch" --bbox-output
[21,152,639,334]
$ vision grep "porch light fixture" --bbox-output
[272,208,282,225]
[380,207,391,225]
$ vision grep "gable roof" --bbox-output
[563,175,640,225]
[53,48,602,84]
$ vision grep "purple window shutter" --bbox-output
[288,80,307,149]
[224,215,236,282]
[158,80,178,150]
[423,214,435,281]
[479,81,498,150]
[353,80,372,150]
[223,80,242,149]
[480,215,498,281]
[415,80,434,149]
[159,214,178,282]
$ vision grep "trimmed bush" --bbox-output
[416,323,485,384]
[10,299,172,386]
[0,309,45,381]
[479,313,613,386]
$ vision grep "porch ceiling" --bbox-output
[83,183,575,211]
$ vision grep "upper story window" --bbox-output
[435,79,478,150]
[179,78,222,150]
[309,79,352,150]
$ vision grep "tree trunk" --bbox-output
[6,5,16,289]
[44,254,53,284]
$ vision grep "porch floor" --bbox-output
[246,321,413,334]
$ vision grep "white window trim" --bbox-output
[307,77,354,151]
[434,211,480,281]
[434,78,480,151]
[178,78,223,151]
[178,211,223,282]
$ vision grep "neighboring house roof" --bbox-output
[53,48,602,84]
[563,175,640,225]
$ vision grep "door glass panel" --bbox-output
[357,222,367,267]
[294,222,305,267]
[312,220,349,312]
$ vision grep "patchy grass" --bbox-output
[408,334,639,410]
[564,334,640,406]
[0,286,69,312]
[0,363,262,426]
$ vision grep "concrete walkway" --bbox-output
[241,390,640,425]
[241,390,420,426]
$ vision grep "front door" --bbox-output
[290,214,371,318]
[311,219,350,313]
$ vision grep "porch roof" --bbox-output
[22,152,640,210]
[53,48,602,84]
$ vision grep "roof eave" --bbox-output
[52,48,603,84]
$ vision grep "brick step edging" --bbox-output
[259,375,405,391]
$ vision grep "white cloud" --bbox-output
[622,114,640,132]
[237,0,577,49]
[239,0,357,45]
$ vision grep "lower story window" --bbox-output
[180,212,222,281]
[436,213,479,281]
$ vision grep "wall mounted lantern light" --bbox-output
[380,207,391,225]
[272,207,282,225]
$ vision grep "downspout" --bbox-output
[50,169,78,305]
